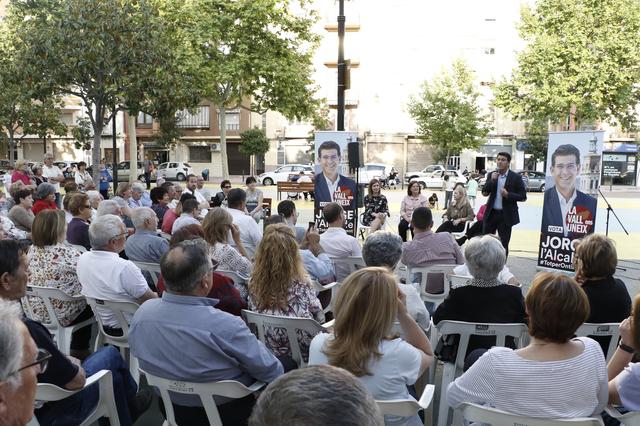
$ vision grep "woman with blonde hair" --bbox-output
[248,223,324,360]
[436,185,474,233]
[202,207,252,298]
[309,267,433,426]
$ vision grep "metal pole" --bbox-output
[337,0,345,131]
[112,107,118,188]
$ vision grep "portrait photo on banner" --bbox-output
[538,131,603,271]
[313,131,358,236]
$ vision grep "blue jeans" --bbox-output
[36,346,138,426]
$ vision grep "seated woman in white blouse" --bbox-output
[447,272,608,419]
[309,267,434,426]
[608,293,640,415]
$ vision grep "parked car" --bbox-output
[410,169,467,189]
[518,170,546,191]
[357,163,393,184]
[155,162,193,181]
[404,164,446,184]
[258,164,314,185]
[116,161,157,183]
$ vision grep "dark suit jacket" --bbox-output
[481,169,527,226]
[314,173,357,210]
[541,187,598,238]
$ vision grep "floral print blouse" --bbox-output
[362,194,389,226]
[248,279,324,360]
[22,243,86,327]
[210,242,252,300]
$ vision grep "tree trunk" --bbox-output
[219,106,230,179]
[128,113,138,183]
[91,104,104,185]
[8,130,15,167]
[568,105,577,131]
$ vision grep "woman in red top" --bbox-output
[11,159,35,187]
[31,182,58,215]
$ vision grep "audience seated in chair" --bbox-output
[574,233,631,356]
[150,186,170,229]
[129,239,283,425]
[66,192,92,251]
[249,365,384,426]
[447,272,607,420]
[309,267,434,426]
[0,240,150,425]
[362,231,430,331]
[608,293,640,415]
[23,210,93,358]
[77,214,157,336]
[227,188,263,258]
[318,202,362,282]
[362,178,390,233]
[277,200,306,243]
[451,234,521,286]
[248,223,325,362]
[433,235,526,357]
[8,188,34,232]
[0,299,39,426]
[401,207,464,271]
[436,186,474,234]
[171,198,201,234]
[125,207,169,263]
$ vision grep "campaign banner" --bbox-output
[537,131,603,271]
[313,131,358,236]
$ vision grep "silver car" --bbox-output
[116,161,157,183]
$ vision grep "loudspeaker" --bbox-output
[347,141,363,173]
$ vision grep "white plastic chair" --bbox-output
[217,269,249,287]
[27,370,120,426]
[140,368,264,426]
[407,264,455,309]
[605,406,640,426]
[576,323,620,362]
[377,384,435,418]
[242,310,332,368]
[311,280,338,314]
[455,402,604,425]
[435,321,529,426]
[85,297,140,384]
[330,256,366,283]
[451,221,471,240]
[448,274,470,290]
[23,285,94,355]
[131,260,161,289]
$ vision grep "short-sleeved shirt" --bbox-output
[309,335,422,426]
[77,250,150,328]
[615,362,640,411]
[42,165,63,192]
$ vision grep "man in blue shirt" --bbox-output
[129,239,283,425]
[124,207,169,263]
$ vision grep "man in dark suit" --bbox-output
[541,144,597,238]
[314,140,356,211]
[481,151,527,257]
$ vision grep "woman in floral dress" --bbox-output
[362,178,390,233]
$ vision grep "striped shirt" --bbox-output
[447,337,607,418]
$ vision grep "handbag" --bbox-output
[434,334,459,363]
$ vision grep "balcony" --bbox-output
[176,106,210,129]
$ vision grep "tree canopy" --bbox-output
[493,0,640,130]
[408,59,491,166]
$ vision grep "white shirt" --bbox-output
[298,175,312,183]
[77,250,150,328]
[197,187,213,202]
[398,282,430,331]
[75,170,92,188]
[42,164,63,192]
[556,187,577,237]
[323,174,340,202]
[184,187,207,205]
[227,207,263,258]
[171,213,200,234]
[452,264,515,286]
[319,227,362,282]
[309,335,423,426]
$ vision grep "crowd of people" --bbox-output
[0,152,637,426]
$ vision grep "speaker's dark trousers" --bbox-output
[482,209,512,257]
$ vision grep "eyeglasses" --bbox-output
[110,231,128,240]
[15,348,51,375]
[223,185,231,189]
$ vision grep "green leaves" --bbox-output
[239,127,270,157]
[408,59,491,163]
[494,0,640,130]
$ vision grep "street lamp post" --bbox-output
[337,0,345,131]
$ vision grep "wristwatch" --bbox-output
[619,342,635,354]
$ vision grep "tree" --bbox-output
[71,117,92,151]
[183,0,321,179]
[239,127,270,176]
[408,59,491,167]
[24,97,68,155]
[523,117,549,168]
[8,0,190,183]
[493,0,640,131]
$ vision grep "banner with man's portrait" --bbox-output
[313,131,358,236]
[537,131,603,271]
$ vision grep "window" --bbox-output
[189,146,210,163]
[177,106,210,129]
[137,112,153,126]
[225,110,240,131]
[484,47,495,55]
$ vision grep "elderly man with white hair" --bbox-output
[85,190,102,222]
[125,207,169,263]
[0,300,39,426]
[128,182,147,209]
[77,214,157,334]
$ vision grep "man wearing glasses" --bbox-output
[212,179,232,207]
[0,240,151,424]
[314,141,356,211]
[542,144,598,238]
